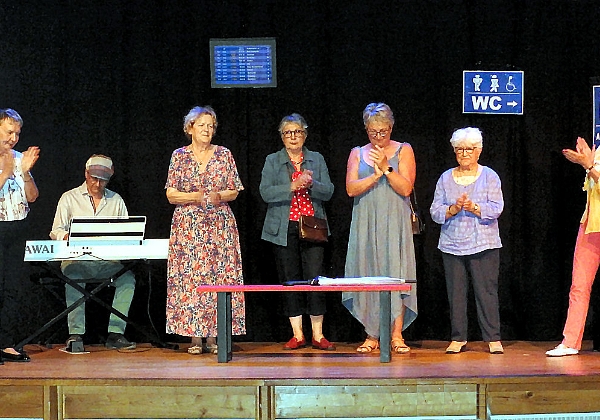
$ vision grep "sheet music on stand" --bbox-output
[68,216,146,246]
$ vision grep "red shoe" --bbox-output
[312,337,336,351]
[283,337,306,350]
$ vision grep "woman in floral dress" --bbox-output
[165,106,245,354]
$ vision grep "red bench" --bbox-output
[197,283,413,363]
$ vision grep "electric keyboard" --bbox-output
[24,239,169,262]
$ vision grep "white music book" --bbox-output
[316,276,406,285]
[68,216,146,246]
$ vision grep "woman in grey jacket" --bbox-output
[259,113,335,351]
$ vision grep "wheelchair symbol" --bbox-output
[506,76,517,92]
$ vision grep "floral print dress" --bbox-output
[165,145,246,337]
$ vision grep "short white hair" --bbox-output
[450,127,483,148]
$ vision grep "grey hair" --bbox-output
[183,106,218,139]
[450,127,483,148]
[0,108,23,127]
[362,102,394,127]
[278,113,308,135]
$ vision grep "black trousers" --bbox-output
[442,248,501,342]
[0,218,28,349]
[273,221,326,317]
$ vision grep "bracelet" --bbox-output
[586,165,595,174]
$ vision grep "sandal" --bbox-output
[205,337,218,354]
[187,345,202,355]
[356,339,380,353]
[391,338,410,354]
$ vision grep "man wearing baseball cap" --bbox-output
[49,154,136,352]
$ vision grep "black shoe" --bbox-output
[106,333,136,350]
[1,348,31,362]
[66,334,84,353]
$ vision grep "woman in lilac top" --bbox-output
[430,127,504,355]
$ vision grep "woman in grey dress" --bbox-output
[342,103,417,354]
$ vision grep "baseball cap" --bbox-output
[85,155,114,181]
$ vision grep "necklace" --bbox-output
[289,153,303,167]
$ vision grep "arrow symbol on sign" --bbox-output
[507,101,518,107]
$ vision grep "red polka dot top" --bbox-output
[289,158,315,221]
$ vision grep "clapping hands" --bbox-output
[0,150,15,178]
[368,145,389,173]
[291,169,313,191]
[455,193,467,209]
[562,137,594,169]
[452,193,478,214]
[21,146,40,173]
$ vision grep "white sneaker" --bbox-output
[545,343,579,357]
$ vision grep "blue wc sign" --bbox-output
[463,71,524,115]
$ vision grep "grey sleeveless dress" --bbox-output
[342,144,418,338]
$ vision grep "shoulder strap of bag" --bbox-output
[409,188,419,214]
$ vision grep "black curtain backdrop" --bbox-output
[3,0,600,345]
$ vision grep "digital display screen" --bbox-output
[210,38,277,88]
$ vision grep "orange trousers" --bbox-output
[563,223,600,350]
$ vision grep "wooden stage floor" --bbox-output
[1,340,599,381]
[2,340,600,419]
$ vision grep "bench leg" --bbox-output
[379,291,391,363]
[217,291,233,362]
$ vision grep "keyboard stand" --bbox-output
[18,260,176,350]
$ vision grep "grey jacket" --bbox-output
[260,147,334,246]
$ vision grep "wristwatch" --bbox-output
[474,204,480,212]
[384,166,393,175]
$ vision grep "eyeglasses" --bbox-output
[367,128,390,138]
[282,129,305,137]
[454,147,479,155]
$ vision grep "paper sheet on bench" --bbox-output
[316,276,405,285]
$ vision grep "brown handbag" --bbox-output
[409,190,425,235]
[290,166,328,243]
[299,215,328,243]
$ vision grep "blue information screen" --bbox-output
[210,39,276,88]
[594,85,600,144]
[463,71,524,115]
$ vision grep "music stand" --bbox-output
[19,216,173,351]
